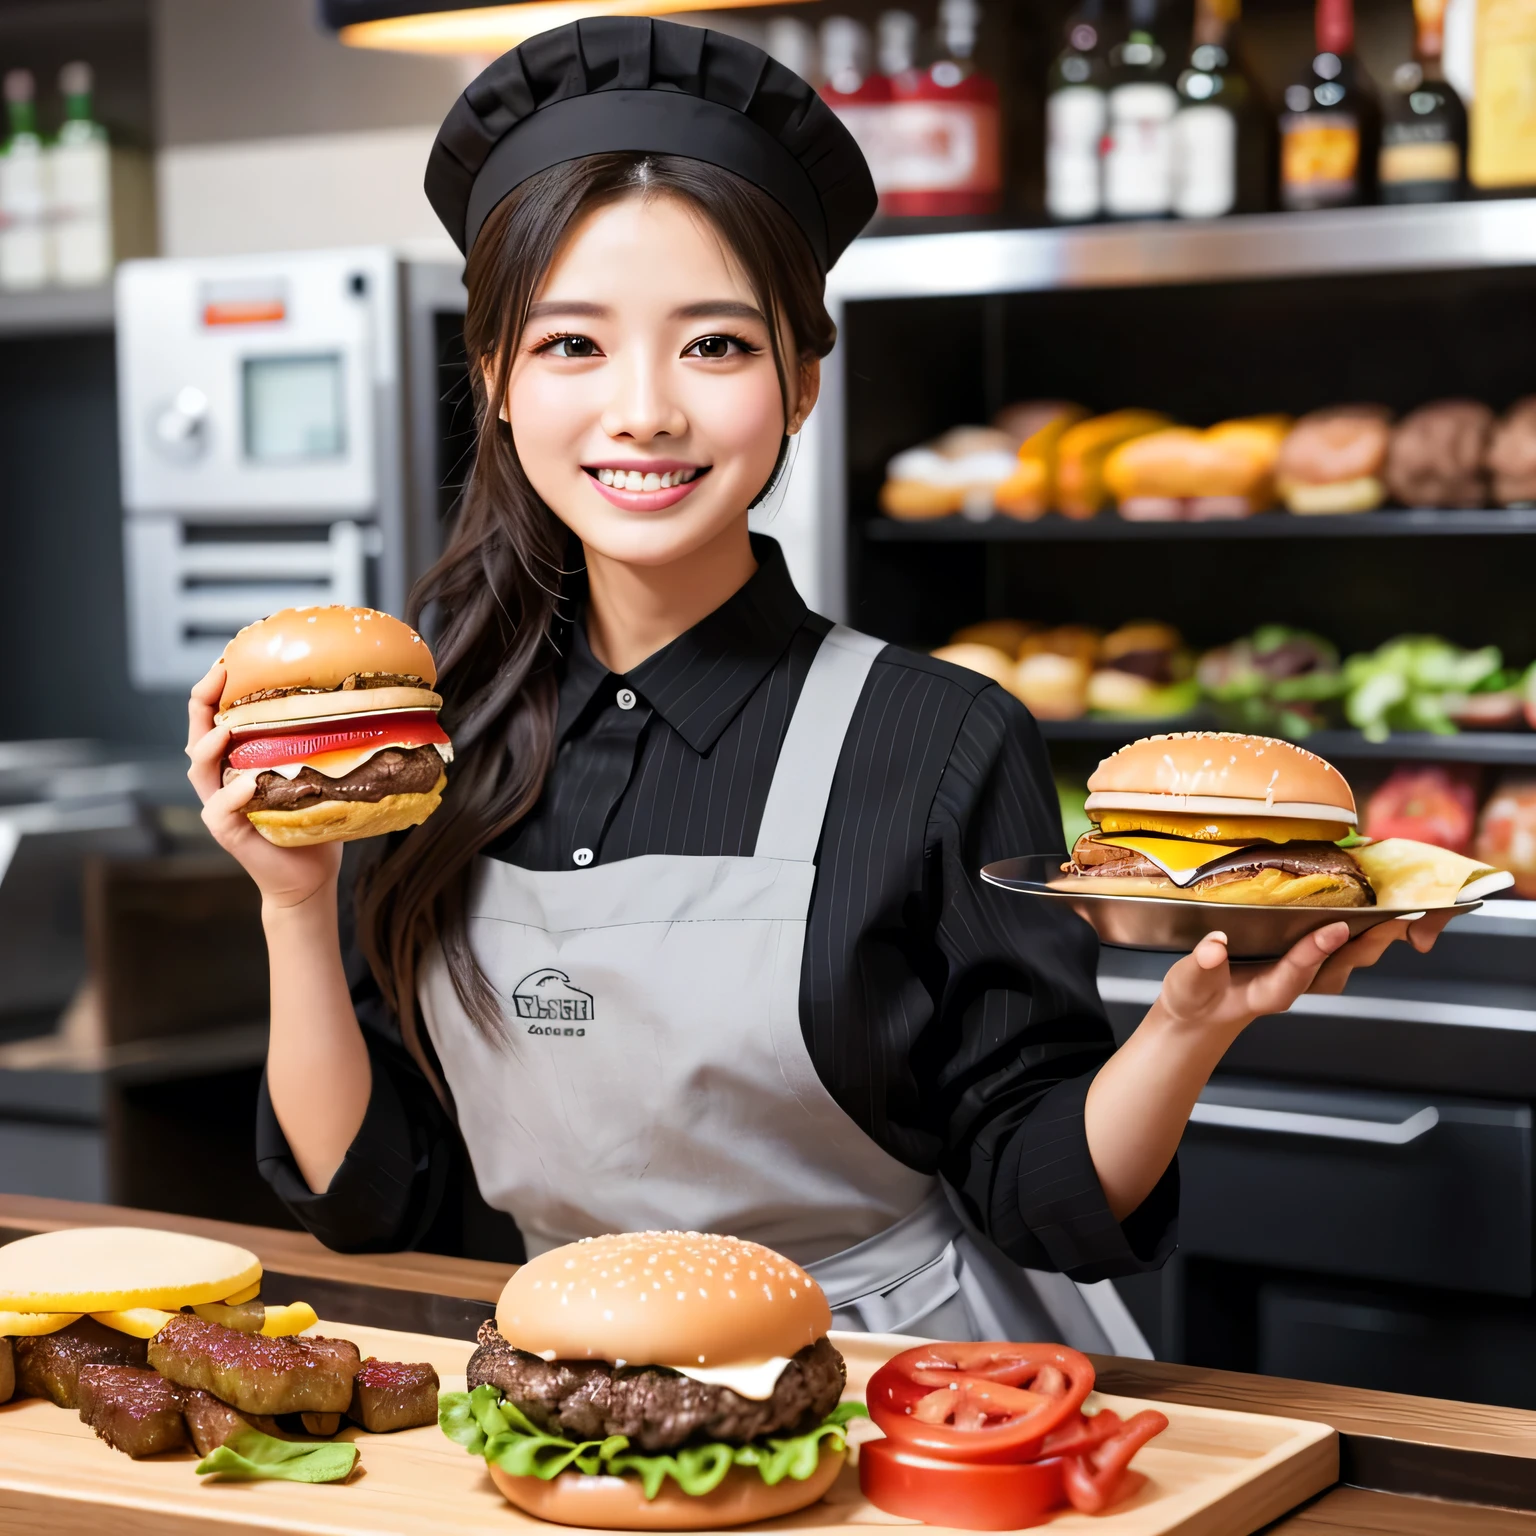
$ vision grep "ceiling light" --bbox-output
[320,0,805,55]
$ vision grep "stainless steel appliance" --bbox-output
[116,248,410,688]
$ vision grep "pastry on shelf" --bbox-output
[1019,624,1103,665]
[1486,396,1536,507]
[880,426,1020,520]
[993,402,1089,519]
[1014,651,1091,718]
[1103,416,1290,521]
[929,641,1021,693]
[951,618,1038,657]
[1384,399,1493,509]
[1275,404,1393,514]
[1055,410,1172,519]
[1086,622,1200,718]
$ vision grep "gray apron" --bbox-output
[420,625,1149,1354]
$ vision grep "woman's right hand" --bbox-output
[186,662,342,909]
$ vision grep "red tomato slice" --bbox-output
[227,712,448,771]
[1060,1409,1168,1515]
[859,1438,1065,1530]
[867,1343,1094,1464]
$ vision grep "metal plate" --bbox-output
[981,855,1482,960]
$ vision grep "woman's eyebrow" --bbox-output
[526,299,610,320]
[674,300,766,324]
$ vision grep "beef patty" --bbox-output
[466,1324,845,1453]
[1070,834,1372,903]
[242,745,444,813]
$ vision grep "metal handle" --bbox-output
[1189,1101,1440,1146]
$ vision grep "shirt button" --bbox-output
[616,687,637,710]
[572,847,594,867]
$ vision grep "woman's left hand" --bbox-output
[1157,908,1457,1043]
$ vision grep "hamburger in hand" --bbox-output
[217,606,451,847]
[441,1231,862,1529]
[1061,732,1371,906]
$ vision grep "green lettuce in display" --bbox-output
[1195,626,1344,738]
[1341,637,1506,741]
[439,1385,866,1500]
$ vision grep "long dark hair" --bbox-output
[355,153,836,1065]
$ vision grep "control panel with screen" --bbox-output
[243,354,346,462]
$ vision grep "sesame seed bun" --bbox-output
[218,605,436,712]
[495,1231,832,1369]
[1086,732,1357,826]
[489,1449,845,1530]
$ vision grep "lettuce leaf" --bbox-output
[194,1425,358,1483]
[438,1385,865,1499]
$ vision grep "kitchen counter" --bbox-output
[3,1196,1535,1531]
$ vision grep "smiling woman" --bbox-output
[184,17,1450,1387]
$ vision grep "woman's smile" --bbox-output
[584,462,711,510]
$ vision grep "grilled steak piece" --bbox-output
[242,746,444,812]
[148,1315,360,1416]
[0,1337,12,1404]
[15,1319,148,1408]
[346,1358,440,1433]
[77,1366,188,1458]
[182,1390,288,1455]
[467,1324,845,1453]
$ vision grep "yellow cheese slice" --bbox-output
[0,1227,261,1313]
[1350,839,1514,909]
[223,1280,261,1306]
[1095,834,1252,886]
[0,1311,81,1335]
[261,1301,319,1337]
[91,1308,176,1338]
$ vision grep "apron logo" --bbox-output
[512,968,593,1035]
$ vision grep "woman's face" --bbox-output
[497,193,816,568]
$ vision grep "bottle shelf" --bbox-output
[0,284,113,337]
[832,198,1536,301]
[1038,717,1536,766]
[864,508,1536,542]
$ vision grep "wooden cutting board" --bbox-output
[0,1324,1336,1536]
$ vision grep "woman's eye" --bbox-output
[686,335,745,360]
[544,334,599,358]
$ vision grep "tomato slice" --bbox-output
[227,712,449,771]
[859,1438,1065,1530]
[1060,1409,1168,1515]
[1039,1407,1125,1460]
[867,1343,1094,1464]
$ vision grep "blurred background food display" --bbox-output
[883,395,1536,523]
[935,621,1535,738]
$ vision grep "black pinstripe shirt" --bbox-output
[257,537,1177,1277]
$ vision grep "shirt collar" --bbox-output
[554,535,807,753]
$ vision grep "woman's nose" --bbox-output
[600,354,687,443]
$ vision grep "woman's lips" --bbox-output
[584,465,709,512]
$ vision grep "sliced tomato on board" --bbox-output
[867,1343,1094,1464]
[227,712,449,771]
[1060,1409,1169,1515]
[858,1439,1066,1530]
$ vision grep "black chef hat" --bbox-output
[425,16,875,272]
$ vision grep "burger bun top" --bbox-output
[496,1231,832,1368]
[1088,732,1357,824]
[219,606,436,710]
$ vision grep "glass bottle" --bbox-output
[1174,0,1270,216]
[1278,0,1380,210]
[1380,0,1467,201]
[1046,0,1110,223]
[1103,0,1179,219]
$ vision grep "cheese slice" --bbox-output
[92,1307,176,1338]
[664,1356,791,1401]
[260,1301,319,1337]
[1350,839,1515,909]
[1094,834,1253,887]
[0,1311,81,1336]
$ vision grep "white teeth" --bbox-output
[594,467,701,491]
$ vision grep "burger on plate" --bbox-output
[217,606,452,847]
[441,1231,860,1529]
[1060,732,1371,906]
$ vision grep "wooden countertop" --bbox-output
[4,1196,1535,1531]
